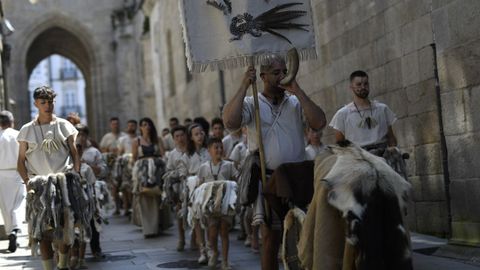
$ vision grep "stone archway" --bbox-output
[6,12,104,138]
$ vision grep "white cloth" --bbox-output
[197,160,237,186]
[165,148,185,176]
[118,135,136,154]
[179,0,317,72]
[163,134,175,152]
[99,132,127,152]
[222,134,243,158]
[80,163,97,186]
[0,170,26,233]
[0,128,19,170]
[81,146,107,179]
[242,93,305,170]
[229,141,249,169]
[305,144,327,160]
[329,101,397,147]
[17,117,77,176]
[178,148,210,177]
[190,180,237,227]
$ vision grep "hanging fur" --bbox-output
[282,207,306,270]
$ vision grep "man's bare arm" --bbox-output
[223,66,256,130]
[17,141,29,184]
[67,135,81,173]
[386,126,397,147]
[281,80,326,130]
[334,130,346,143]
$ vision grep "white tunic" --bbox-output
[197,160,237,185]
[99,132,127,152]
[118,135,136,154]
[165,148,185,176]
[0,127,25,233]
[329,101,397,147]
[0,128,19,170]
[222,133,243,158]
[17,117,78,176]
[305,144,328,160]
[81,146,108,179]
[241,93,305,170]
[229,141,249,169]
[178,148,210,177]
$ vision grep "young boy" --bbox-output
[197,137,237,270]
[305,126,327,160]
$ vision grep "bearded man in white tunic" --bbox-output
[330,70,398,152]
[223,56,327,270]
[0,111,26,253]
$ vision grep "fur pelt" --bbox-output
[298,144,413,270]
[282,207,306,270]
[26,172,92,254]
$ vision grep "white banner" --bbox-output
[179,0,318,72]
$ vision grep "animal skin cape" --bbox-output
[179,0,318,72]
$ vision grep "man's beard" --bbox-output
[354,89,369,99]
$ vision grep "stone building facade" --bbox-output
[143,0,480,245]
[2,0,148,139]
[1,0,479,245]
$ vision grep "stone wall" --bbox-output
[432,0,480,245]
[144,0,480,242]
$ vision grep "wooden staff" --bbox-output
[250,78,271,223]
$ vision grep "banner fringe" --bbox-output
[189,47,317,73]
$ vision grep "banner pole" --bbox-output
[251,78,271,224]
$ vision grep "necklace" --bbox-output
[210,160,223,180]
[353,101,378,129]
[36,119,60,154]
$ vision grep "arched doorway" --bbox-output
[28,54,87,123]
[25,26,93,124]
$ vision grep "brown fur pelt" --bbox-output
[282,207,306,270]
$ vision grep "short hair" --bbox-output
[0,110,13,127]
[33,86,56,100]
[260,55,285,75]
[207,137,223,148]
[211,117,224,128]
[110,117,119,122]
[127,119,137,125]
[184,118,192,123]
[349,70,368,82]
[75,124,90,136]
[169,117,179,123]
[171,125,187,136]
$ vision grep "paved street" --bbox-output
[1,203,480,270]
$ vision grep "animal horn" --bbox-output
[280,47,299,85]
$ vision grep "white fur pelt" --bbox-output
[298,143,413,270]
[189,180,237,228]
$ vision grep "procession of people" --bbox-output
[0,56,411,270]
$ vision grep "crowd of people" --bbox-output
[0,56,402,270]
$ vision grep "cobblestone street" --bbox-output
[1,202,480,270]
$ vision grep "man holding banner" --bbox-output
[179,1,324,269]
[223,57,325,270]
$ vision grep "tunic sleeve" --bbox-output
[384,105,397,126]
[58,119,78,142]
[329,107,347,134]
[241,97,253,127]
